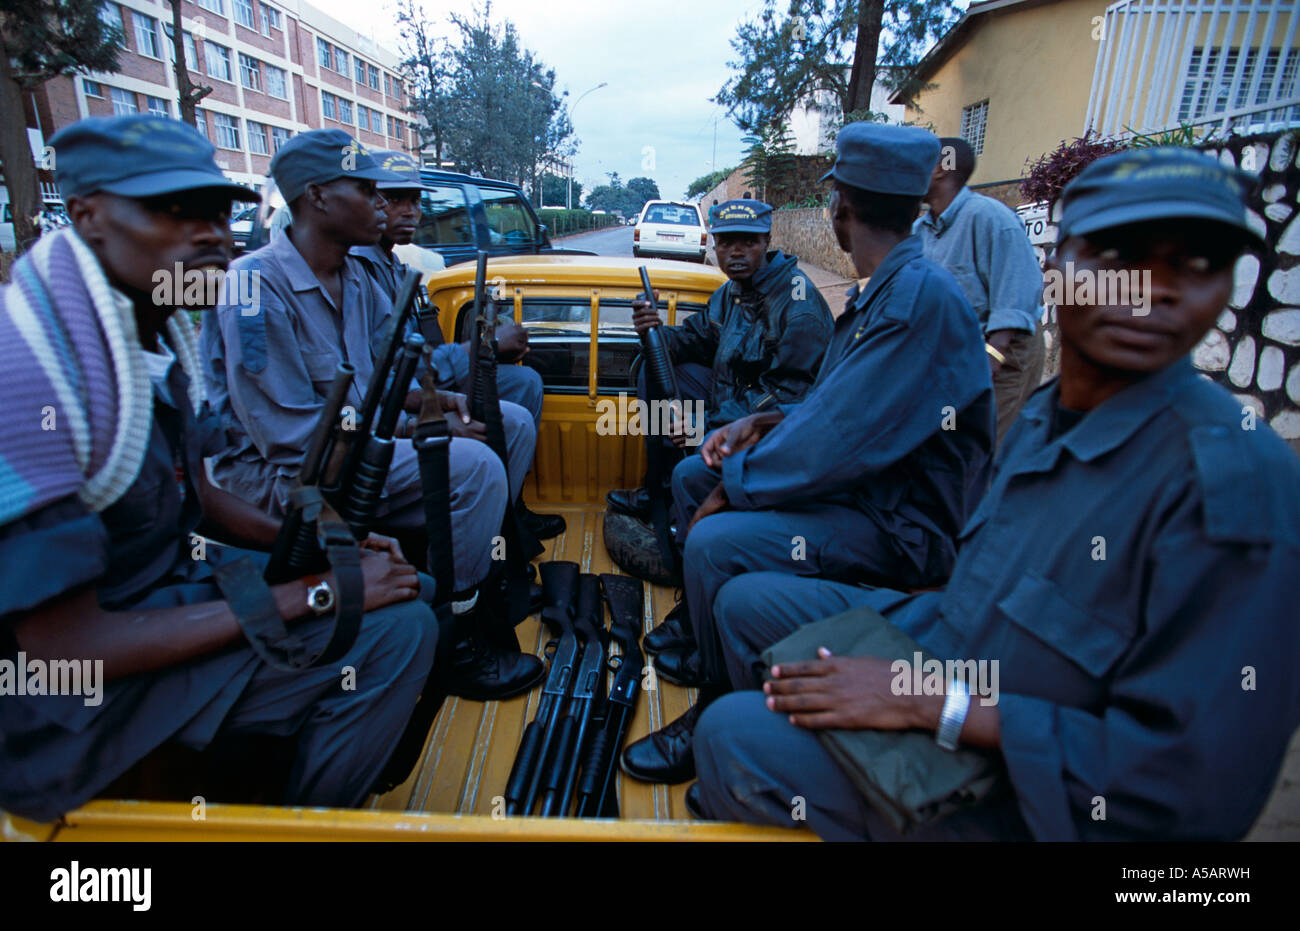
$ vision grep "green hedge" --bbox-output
[537,208,621,237]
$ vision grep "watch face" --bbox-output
[309,584,335,613]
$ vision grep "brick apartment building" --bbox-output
[26,0,418,191]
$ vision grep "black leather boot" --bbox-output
[605,486,652,520]
[643,600,694,654]
[517,500,566,540]
[653,645,707,688]
[620,694,717,784]
[444,597,545,702]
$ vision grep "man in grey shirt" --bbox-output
[916,137,1045,441]
[202,130,543,701]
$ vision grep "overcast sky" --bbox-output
[306,0,777,200]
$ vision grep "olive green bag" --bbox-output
[761,605,1005,835]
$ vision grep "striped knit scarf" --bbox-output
[0,228,204,527]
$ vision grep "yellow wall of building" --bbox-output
[905,0,1113,189]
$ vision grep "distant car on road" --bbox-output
[633,200,707,263]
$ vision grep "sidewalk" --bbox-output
[798,261,856,316]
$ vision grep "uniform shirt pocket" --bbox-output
[997,572,1132,680]
[302,350,340,394]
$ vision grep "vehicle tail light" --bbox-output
[700,232,707,245]
[634,228,640,242]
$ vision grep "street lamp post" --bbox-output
[568,82,608,210]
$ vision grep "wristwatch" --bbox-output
[935,677,971,752]
[305,577,336,616]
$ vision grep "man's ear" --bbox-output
[303,182,328,213]
[65,195,103,244]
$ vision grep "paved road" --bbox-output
[557,224,635,257]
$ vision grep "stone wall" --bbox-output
[769,206,857,279]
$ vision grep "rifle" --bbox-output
[215,362,366,671]
[503,561,581,816]
[575,574,645,818]
[539,573,607,817]
[320,267,424,538]
[636,266,684,574]
[465,249,542,632]
[264,363,355,583]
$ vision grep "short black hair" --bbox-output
[834,181,922,235]
[937,137,977,186]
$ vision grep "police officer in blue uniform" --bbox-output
[692,146,1300,841]
[350,150,563,540]
[619,123,994,784]
[605,199,832,521]
[0,115,438,821]
[202,130,543,701]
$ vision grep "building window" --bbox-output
[355,58,367,84]
[317,38,331,70]
[213,113,241,150]
[83,79,104,98]
[196,0,224,15]
[333,47,349,75]
[145,95,169,118]
[321,90,336,120]
[270,125,291,152]
[960,99,988,156]
[164,24,198,70]
[99,2,125,46]
[338,97,353,125]
[132,11,161,58]
[264,64,287,99]
[239,53,262,92]
[368,65,380,90]
[1178,47,1300,125]
[110,87,139,116]
[233,0,255,30]
[260,3,281,35]
[247,120,270,155]
[206,42,232,82]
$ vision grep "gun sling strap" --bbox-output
[412,370,455,604]
[213,500,365,671]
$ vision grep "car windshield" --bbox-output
[642,205,700,226]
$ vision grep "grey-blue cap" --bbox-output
[1058,146,1265,248]
[372,149,430,190]
[708,199,773,234]
[270,129,404,203]
[820,122,942,196]
[48,114,258,202]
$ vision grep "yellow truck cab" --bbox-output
[1,254,814,842]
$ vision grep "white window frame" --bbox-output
[145,95,169,118]
[110,87,139,116]
[270,125,291,152]
[164,24,198,71]
[194,110,208,140]
[263,63,287,100]
[321,90,336,121]
[233,0,255,30]
[100,2,125,46]
[338,97,353,126]
[368,65,380,91]
[206,42,232,82]
[260,3,281,35]
[960,99,988,156]
[132,11,161,59]
[355,58,367,85]
[333,47,349,75]
[246,120,270,156]
[83,79,104,98]
[317,38,331,71]
[239,53,262,92]
[213,113,242,151]
[196,0,224,15]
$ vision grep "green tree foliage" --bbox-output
[539,171,581,208]
[741,125,798,204]
[398,1,572,196]
[715,0,960,136]
[1,0,123,253]
[686,168,732,199]
[585,173,661,217]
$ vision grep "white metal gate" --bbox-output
[1084,0,1300,137]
